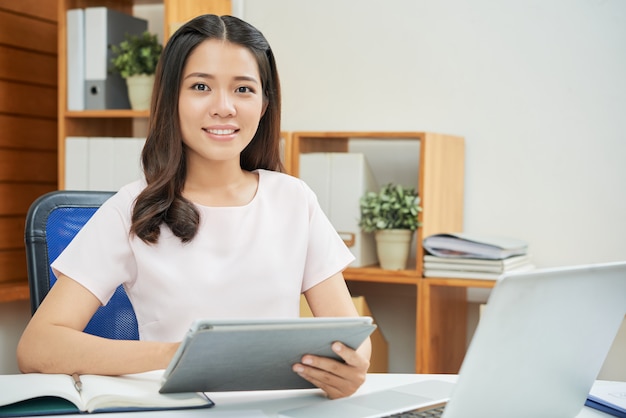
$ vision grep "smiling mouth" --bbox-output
[204,128,238,135]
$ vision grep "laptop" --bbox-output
[279,261,626,418]
[159,316,375,393]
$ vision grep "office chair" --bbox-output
[24,190,139,340]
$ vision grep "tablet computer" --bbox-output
[159,317,376,393]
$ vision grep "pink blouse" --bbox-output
[51,169,354,341]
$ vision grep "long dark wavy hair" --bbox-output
[130,14,283,244]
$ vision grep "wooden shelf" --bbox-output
[345,266,420,285]
[288,131,465,279]
[417,277,496,373]
[424,277,497,289]
[0,0,232,302]
[0,281,30,303]
[57,0,232,189]
[66,110,150,118]
[288,131,467,374]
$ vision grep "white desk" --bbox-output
[57,373,614,417]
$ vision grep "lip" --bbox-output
[202,125,240,141]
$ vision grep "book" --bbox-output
[585,380,626,418]
[424,262,535,280]
[0,370,212,416]
[423,233,528,260]
[423,254,532,273]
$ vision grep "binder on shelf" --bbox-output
[66,9,85,111]
[65,137,89,190]
[88,137,116,190]
[111,137,145,189]
[65,137,145,191]
[84,7,147,110]
[300,153,379,267]
[89,137,145,191]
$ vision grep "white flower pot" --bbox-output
[125,74,154,110]
[375,229,413,270]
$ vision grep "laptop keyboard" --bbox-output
[385,405,446,417]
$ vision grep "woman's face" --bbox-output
[178,39,265,168]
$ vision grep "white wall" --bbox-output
[241,0,626,375]
[2,0,624,376]
[0,301,30,374]
[243,0,626,268]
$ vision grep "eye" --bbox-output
[235,86,255,94]
[192,83,209,91]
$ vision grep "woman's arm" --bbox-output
[296,272,372,399]
[17,274,178,375]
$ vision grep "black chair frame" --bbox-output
[24,190,139,339]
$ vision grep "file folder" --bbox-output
[66,9,85,111]
[300,153,379,267]
[65,136,145,191]
[65,137,89,190]
[84,7,147,110]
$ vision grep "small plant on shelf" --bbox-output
[111,31,163,110]
[359,183,422,270]
[359,183,422,232]
[111,31,162,78]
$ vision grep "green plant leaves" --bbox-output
[111,31,163,78]
[358,183,422,232]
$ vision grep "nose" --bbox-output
[209,90,235,118]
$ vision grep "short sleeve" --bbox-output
[299,181,355,292]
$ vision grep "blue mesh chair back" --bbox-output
[25,190,139,340]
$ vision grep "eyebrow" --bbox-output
[183,72,260,84]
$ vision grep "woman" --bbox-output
[17,15,370,399]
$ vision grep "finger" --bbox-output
[331,342,370,370]
[293,363,351,399]
[302,353,351,379]
[305,375,347,399]
[297,343,363,377]
[293,352,366,399]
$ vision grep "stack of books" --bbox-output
[422,233,534,280]
[585,380,626,418]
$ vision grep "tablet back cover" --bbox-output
[159,317,375,393]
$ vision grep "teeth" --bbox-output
[207,129,235,135]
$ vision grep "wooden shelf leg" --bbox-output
[417,282,468,373]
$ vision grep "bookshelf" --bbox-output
[57,0,231,189]
[288,131,467,373]
[289,131,465,279]
[0,2,231,300]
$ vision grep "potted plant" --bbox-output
[111,31,163,110]
[359,183,422,270]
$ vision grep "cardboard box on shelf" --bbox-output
[300,295,389,373]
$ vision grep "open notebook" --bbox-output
[280,261,626,418]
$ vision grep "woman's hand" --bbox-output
[292,341,370,399]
